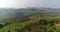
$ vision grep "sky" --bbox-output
[0,0,60,8]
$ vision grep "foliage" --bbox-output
[0,14,60,32]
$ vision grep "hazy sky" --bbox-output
[0,0,60,8]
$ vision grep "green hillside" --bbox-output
[0,8,60,32]
[0,15,60,32]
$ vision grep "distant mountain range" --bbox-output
[0,7,60,20]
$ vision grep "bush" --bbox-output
[8,30,10,32]
[39,19,48,25]
[0,24,4,28]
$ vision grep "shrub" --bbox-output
[0,24,4,28]
[39,19,48,25]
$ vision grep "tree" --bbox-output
[0,24,4,28]
[49,20,55,26]
[39,19,48,25]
